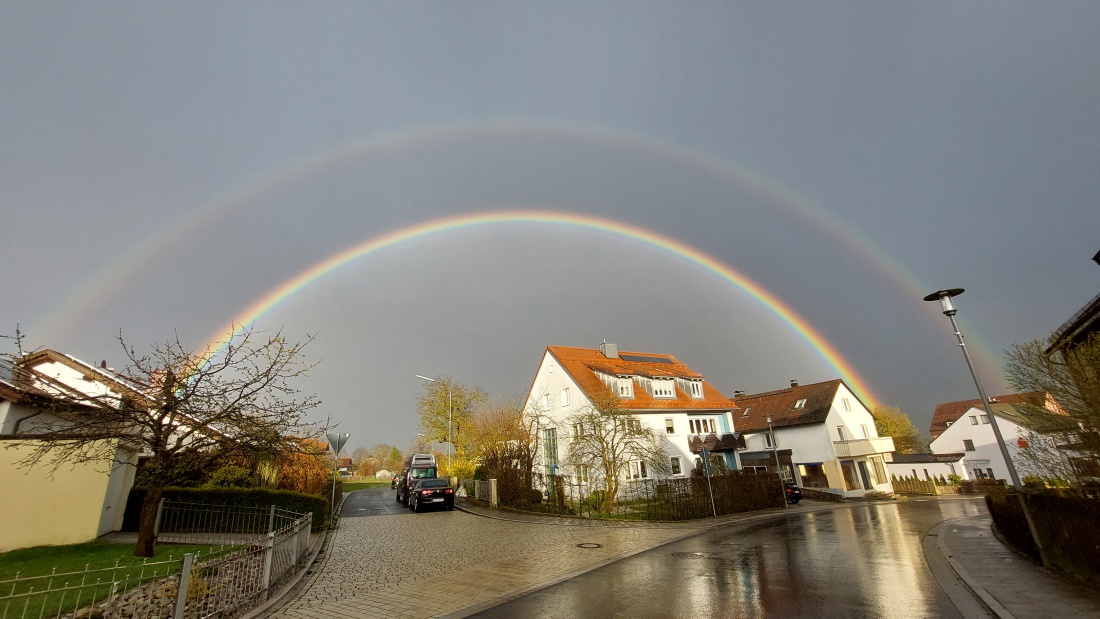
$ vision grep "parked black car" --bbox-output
[395,465,438,505]
[408,478,455,512]
[785,483,803,504]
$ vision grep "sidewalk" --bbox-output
[934,512,1100,619]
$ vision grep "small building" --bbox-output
[886,452,969,482]
[734,379,894,497]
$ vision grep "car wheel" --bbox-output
[412,498,419,513]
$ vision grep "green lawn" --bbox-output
[342,479,390,492]
[0,540,238,617]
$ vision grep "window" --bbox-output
[665,418,675,435]
[653,379,675,398]
[837,426,846,441]
[963,439,975,451]
[764,432,775,448]
[969,416,979,425]
[629,460,649,479]
[689,418,716,434]
[946,421,953,427]
[574,466,590,484]
[740,407,750,417]
[794,399,807,409]
[860,424,869,439]
[973,468,985,479]
[561,388,569,407]
[670,456,682,475]
[690,381,703,398]
[842,398,851,412]
[980,414,990,424]
[543,428,558,475]
[629,418,642,433]
[986,468,995,479]
[618,378,634,398]
[572,423,584,439]
[873,458,887,485]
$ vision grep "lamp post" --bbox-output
[767,415,787,508]
[923,288,1022,491]
[416,375,452,474]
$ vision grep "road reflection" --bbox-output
[472,498,985,619]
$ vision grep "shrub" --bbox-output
[947,474,962,485]
[205,465,254,488]
[527,488,543,504]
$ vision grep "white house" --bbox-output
[733,379,895,497]
[928,394,1076,482]
[1,351,140,551]
[524,343,740,483]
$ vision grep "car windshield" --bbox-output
[410,467,436,478]
[419,479,449,488]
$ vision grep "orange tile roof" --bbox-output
[929,391,1047,438]
[545,346,734,412]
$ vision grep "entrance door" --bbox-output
[857,461,873,490]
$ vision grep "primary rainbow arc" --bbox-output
[199,209,880,406]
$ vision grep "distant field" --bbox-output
[342,479,390,492]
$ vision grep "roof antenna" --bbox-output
[1,324,24,357]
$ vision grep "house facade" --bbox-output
[524,343,740,484]
[733,379,895,497]
[928,395,1076,481]
[1,352,139,552]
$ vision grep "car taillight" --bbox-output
[444,488,453,494]
[420,489,432,495]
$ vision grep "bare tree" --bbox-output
[7,325,322,556]
[564,394,669,513]
[1005,333,1100,482]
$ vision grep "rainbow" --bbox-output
[199,209,881,406]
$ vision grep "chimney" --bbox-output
[790,380,798,388]
[100,360,108,369]
[733,390,745,398]
[599,341,619,359]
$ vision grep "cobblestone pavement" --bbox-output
[269,506,709,619]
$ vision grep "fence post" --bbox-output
[489,478,498,508]
[262,531,275,598]
[174,553,194,619]
[154,497,166,537]
[268,505,276,534]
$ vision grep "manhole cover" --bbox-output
[576,543,604,549]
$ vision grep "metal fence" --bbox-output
[491,471,785,521]
[1,502,315,619]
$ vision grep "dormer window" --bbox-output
[618,378,634,398]
[653,379,675,399]
[689,381,703,399]
[794,399,807,409]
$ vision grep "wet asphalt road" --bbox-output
[340,484,413,517]
[471,498,987,619]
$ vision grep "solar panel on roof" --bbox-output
[619,354,674,364]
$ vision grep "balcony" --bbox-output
[688,433,745,453]
[833,436,895,458]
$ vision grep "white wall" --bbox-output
[930,407,1024,481]
[886,459,970,481]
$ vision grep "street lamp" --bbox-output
[416,375,452,474]
[766,415,786,508]
[923,288,1022,491]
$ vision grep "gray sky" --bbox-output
[3,2,1098,452]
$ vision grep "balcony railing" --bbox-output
[688,432,745,453]
[833,436,895,458]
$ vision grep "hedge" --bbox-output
[122,487,331,532]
